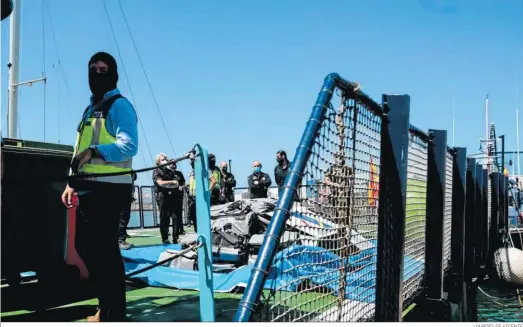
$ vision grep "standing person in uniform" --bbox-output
[274,150,291,196]
[220,161,236,203]
[118,172,137,250]
[188,157,217,232]
[248,161,272,199]
[61,52,138,322]
[208,154,222,205]
[153,153,185,244]
[168,161,186,239]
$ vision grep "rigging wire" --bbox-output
[41,0,47,141]
[116,0,177,156]
[54,64,61,143]
[44,1,76,109]
[101,0,154,167]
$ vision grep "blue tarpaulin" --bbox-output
[123,241,424,303]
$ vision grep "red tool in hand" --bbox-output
[65,194,89,279]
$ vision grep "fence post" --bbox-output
[499,175,505,234]
[474,165,484,274]
[489,172,500,258]
[448,147,467,321]
[503,175,509,234]
[464,158,477,322]
[417,129,452,321]
[480,168,489,272]
[374,94,410,322]
[425,129,447,300]
[194,144,216,322]
[138,186,144,228]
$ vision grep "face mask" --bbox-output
[277,157,283,163]
[160,159,168,166]
[89,71,117,98]
[254,167,261,173]
[222,167,228,173]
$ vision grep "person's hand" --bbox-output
[61,185,76,208]
[71,148,92,174]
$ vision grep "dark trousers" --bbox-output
[157,192,183,242]
[188,196,197,233]
[76,184,133,322]
[118,203,131,243]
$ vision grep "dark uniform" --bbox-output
[248,170,272,199]
[153,166,185,243]
[221,169,237,203]
[118,173,137,249]
[275,161,291,195]
[65,52,138,322]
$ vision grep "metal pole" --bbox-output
[7,0,21,139]
[452,84,455,147]
[500,135,505,174]
[517,108,520,177]
[228,159,232,174]
[194,144,215,322]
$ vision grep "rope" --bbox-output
[478,286,523,309]
[2,149,198,184]
[115,0,177,156]
[101,0,155,167]
[125,241,202,279]
[45,1,76,108]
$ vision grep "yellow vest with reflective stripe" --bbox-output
[73,95,133,184]
[212,167,221,190]
[189,172,196,196]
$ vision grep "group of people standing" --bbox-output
[57,51,294,321]
[152,150,293,244]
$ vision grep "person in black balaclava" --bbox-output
[220,161,236,203]
[275,150,291,195]
[88,52,119,104]
[61,51,138,322]
[208,154,222,205]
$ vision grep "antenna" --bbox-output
[7,0,46,139]
[452,84,455,146]
[517,107,520,176]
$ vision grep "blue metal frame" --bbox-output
[448,147,467,321]
[233,73,381,322]
[374,94,411,322]
[194,144,216,322]
[425,129,448,300]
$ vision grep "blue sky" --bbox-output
[1,0,522,187]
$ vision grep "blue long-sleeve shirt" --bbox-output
[78,88,138,162]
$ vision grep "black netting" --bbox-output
[253,88,382,322]
[402,131,428,301]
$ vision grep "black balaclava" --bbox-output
[208,154,216,169]
[88,52,118,101]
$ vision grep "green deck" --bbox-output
[0,228,245,322]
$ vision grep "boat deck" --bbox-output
[0,228,243,322]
